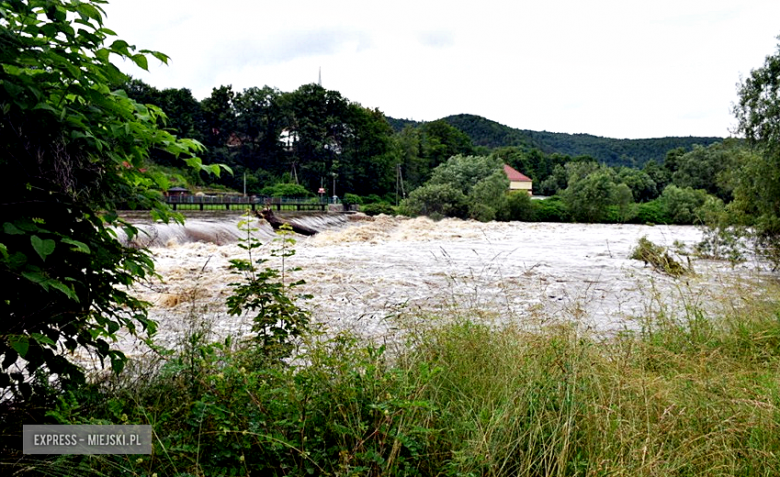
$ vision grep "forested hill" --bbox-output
[387,113,724,167]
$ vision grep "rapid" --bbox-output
[111,212,770,359]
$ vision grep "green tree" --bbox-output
[260,183,312,198]
[468,169,510,221]
[232,86,287,174]
[616,167,658,202]
[403,183,469,219]
[643,159,671,193]
[561,166,618,222]
[419,120,475,169]
[539,164,568,196]
[507,190,536,221]
[660,185,708,225]
[613,183,636,223]
[725,37,780,262]
[124,79,203,168]
[0,0,224,397]
[671,142,736,200]
[421,154,508,220]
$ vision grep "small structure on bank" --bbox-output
[165,186,190,197]
[503,164,533,195]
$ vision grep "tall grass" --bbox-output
[6,280,780,476]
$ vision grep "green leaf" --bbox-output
[206,164,222,177]
[75,3,103,22]
[131,54,148,71]
[9,336,29,358]
[3,223,24,235]
[50,280,79,302]
[62,238,90,253]
[31,333,56,347]
[110,39,130,54]
[33,102,59,114]
[30,235,55,261]
[184,156,202,169]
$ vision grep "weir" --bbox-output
[116,212,350,248]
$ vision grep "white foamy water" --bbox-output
[105,213,771,360]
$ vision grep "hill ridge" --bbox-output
[387,113,723,167]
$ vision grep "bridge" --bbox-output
[165,195,330,212]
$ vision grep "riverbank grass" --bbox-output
[7,282,780,476]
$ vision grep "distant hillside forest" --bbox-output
[387,114,723,168]
[124,79,728,206]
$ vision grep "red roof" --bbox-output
[503,164,532,182]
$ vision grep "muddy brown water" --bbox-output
[90,214,771,366]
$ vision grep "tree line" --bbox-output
[125,79,727,209]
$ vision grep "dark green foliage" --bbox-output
[342,193,363,206]
[561,165,621,223]
[643,159,672,193]
[403,155,508,221]
[616,167,658,202]
[634,199,669,224]
[362,203,396,216]
[533,196,571,222]
[418,120,476,166]
[0,0,221,397]
[723,38,780,265]
[507,191,535,221]
[260,183,312,198]
[437,114,722,167]
[660,185,708,225]
[670,142,737,200]
[404,183,470,219]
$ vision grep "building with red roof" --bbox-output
[503,164,533,195]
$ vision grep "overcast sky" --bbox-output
[101,0,780,139]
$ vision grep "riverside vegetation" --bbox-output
[3,0,780,475]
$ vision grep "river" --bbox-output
[103,212,770,360]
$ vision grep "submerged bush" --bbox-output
[630,236,692,277]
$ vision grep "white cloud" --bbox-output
[102,0,780,138]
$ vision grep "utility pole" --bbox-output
[331,172,337,203]
[395,163,406,206]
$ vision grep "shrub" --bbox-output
[342,193,363,205]
[364,194,384,204]
[361,203,396,216]
[660,185,708,225]
[260,183,312,198]
[403,183,469,219]
[634,199,670,224]
[533,196,571,222]
[469,202,497,222]
[507,191,535,221]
